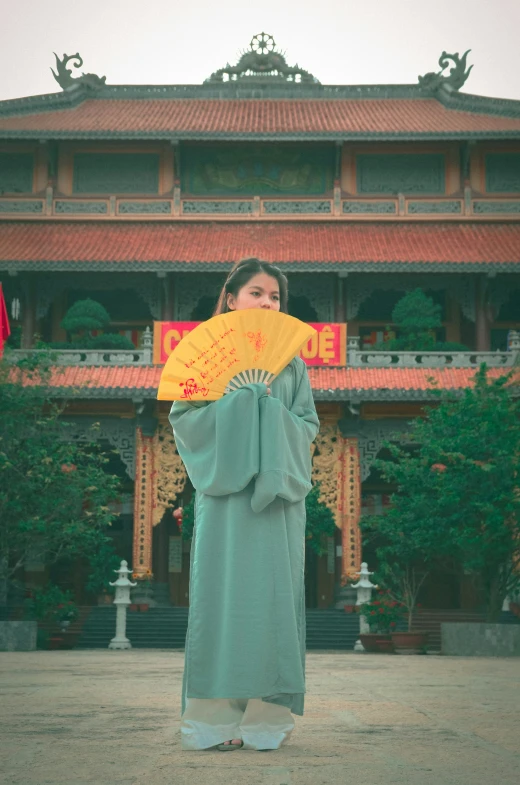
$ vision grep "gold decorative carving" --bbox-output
[132,427,154,579]
[311,422,361,582]
[311,422,341,522]
[152,419,188,527]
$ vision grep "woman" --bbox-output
[169,258,320,751]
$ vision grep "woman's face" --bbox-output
[227,272,281,312]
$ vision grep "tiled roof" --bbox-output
[41,365,508,400]
[2,98,520,137]
[1,222,520,270]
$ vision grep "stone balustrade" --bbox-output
[347,331,520,368]
[2,191,520,220]
[9,327,153,366]
[8,327,520,369]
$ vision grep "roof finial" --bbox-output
[51,53,106,92]
[418,50,473,93]
[205,33,319,84]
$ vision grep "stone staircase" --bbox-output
[305,609,360,650]
[71,606,520,652]
[76,606,189,649]
[76,606,360,650]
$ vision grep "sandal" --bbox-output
[217,740,243,751]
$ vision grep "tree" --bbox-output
[305,483,336,555]
[60,298,111,335]
[0,351,122,604]
[361,366,520,622]
[374,288,468,351]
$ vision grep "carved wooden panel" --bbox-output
[485,153,520,194]
[356,153,445,195]
[0,152,34,194]
[73,153,160,194]
[152,419,187,526]
[180,143,335,196]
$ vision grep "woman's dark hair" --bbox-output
[213,258,289,316]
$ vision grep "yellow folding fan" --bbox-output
[157,310,316,401]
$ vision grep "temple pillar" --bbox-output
[475,275,491,351]
[21,276,36,349]
[159,272,176,321]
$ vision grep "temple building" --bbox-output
[1,34,520,618]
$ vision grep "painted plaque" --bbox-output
[154,321,346,366]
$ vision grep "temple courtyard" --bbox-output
[0,650,518,785]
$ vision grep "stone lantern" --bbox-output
[108,560,137,650]
[352,562,378,652]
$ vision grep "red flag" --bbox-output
[0,283,11,358]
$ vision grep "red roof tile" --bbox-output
[1,222,520,268]
[42,365,508,396]
[307,367,507,390]
[2,99,520,136]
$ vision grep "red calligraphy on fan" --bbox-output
[179,379,209,399]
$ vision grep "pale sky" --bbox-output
[0,0,519,102]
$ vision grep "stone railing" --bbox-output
[1,189,520,220]
[9,327,520,370]
[10,327,153,366]
[347,332,520,368]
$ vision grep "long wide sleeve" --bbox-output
[251,360,320,513]
[169,383,266,496]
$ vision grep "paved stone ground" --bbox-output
[0,650,518,785]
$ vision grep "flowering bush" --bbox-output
[53,601,79,625]
[359,590,406,634]
[23,585,78,625]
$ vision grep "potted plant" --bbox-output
[52,299,135,351]
[360,513,430,654]
[53,601,79,632]
[371,288,469,353]
[358,590,405,652]
[23,584,79,648]
[377,564,428,654]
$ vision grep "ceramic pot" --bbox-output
[375,637,395,653]
[391,631,428,654]
[359,633,382,652]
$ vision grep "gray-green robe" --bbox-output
[169,357,319,716]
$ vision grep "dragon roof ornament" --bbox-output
[51,53,106,91]
[205,32,319,84]
[418,50,473,93]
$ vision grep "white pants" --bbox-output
[181,697,295,750]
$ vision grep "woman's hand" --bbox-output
[266,387,271,396]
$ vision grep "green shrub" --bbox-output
[61,298,110,334]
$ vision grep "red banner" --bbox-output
[153,321,346,366]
